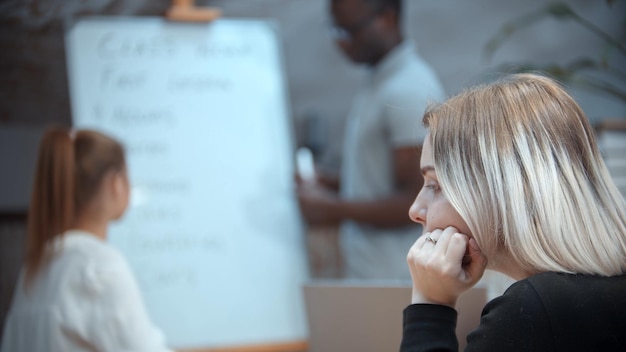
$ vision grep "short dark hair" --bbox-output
[364,0,402,17]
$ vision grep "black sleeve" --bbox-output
[400,304,458,352]
[464,280,555,351]
[401,280,556,352]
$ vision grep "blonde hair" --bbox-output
[26,127,125,285]
[424,73,626,276]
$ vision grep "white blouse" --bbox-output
[1,230,173,352]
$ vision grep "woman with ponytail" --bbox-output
[1,127,172,352]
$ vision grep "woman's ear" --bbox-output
[111,171,124,196]
[109,170,130,219]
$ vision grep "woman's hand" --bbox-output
[407,226,488,307]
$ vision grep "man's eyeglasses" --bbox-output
[329,11,380,41]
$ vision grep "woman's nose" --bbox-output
[408,191,426,225]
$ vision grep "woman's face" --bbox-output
[408,134,472,236]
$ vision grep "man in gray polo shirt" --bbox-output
[298,0,445,280]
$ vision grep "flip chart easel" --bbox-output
[65,2,309,351]
[166,0,222,23]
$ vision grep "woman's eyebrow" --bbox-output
[420,166,435,176]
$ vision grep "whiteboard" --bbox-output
[66,17,308,349]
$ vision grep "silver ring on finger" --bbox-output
[426,235,437,244]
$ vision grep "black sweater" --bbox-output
[401,272,626,352]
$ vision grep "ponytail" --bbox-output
[24,127,126,287]
[25,127,75,286]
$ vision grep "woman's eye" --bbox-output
[425,183,440,192]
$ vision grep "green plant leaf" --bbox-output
[545,3,575,19]
[484,1,626,60]
[492,61,626,102]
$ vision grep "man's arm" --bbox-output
[338,145,422,227]
[297,146,422,228]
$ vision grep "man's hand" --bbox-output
[296,182,342,226]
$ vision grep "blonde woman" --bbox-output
[1,128,172,352]
[402,74,626,351]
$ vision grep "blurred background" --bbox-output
[1,0,625,345]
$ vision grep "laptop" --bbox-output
[303,281,487,352]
